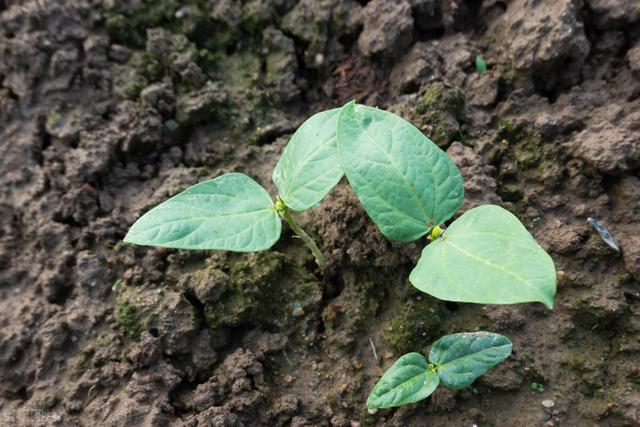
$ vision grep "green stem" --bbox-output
[276,200,325,269]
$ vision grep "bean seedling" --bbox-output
[123,102,557,413]
[124,109,343,268]
[367,332,512,410]
[125,102,556,305]
[475,55,487,75]
[334,103,555,411]
[336,102,556,308]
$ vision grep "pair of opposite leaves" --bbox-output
[367,331,512,410]
[125,102,557,308]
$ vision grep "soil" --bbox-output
[1,0,640,426]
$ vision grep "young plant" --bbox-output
[124,102,557,306]
[122,101,552,413]
[123,109,343,268]
[335,102,557,308]
[367,332,512,411]
[475,55,487,75]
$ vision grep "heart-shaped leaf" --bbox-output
[273,108,343,211]
[337,102,464,242]
[367,352,439,410]
[124,173,281,251]
[410,204,556,308]
[429,332,512,389]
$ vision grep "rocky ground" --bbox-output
[0,0,639,426]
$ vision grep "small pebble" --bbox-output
[542,399,555,409]
[175,6,188,18]
[292,307,305,317]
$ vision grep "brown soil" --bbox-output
[1,0,640,426]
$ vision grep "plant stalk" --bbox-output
[277,202,325,269]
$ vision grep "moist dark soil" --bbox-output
[1,0,640,426]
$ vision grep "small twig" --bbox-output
[369,336,378,361]
[87,384,97,402]
[282,350,294,368]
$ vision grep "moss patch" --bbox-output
[416,82,465,116]
[497,119,563,185]
[115,286,200,353]
[103,1,180,47]
[197,252,322,336]
[115,300,143,339]
[383,296,447,354]
[412,82,465,147]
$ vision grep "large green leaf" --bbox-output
[367,353,439,410]
[429,332,512,389]
[124,173,281,251]
[409,204,557,308]
[336,102,463,242]
[273,108,343,211]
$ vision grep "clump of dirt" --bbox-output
[1,0,640,426]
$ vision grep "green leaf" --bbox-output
[367,353,439,410]
[475,55,487,75]
[273,108,343,211]
[124,173,281,251]
[337,102,464,242]
[409,204,556,308]
[429,332,512,389]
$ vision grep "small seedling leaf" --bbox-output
[410,205,556,308]
[367,353,439,410]
[124,173,281,251]
[531,382,545,393]
[273,108,343,211]
[429,332,512,389]
[475,55,487,75]
[337,102,464,242]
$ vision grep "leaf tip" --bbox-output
[541,280,557,309]
[366,393,381,411]
[340,99,357,111]
[122,230,135,245]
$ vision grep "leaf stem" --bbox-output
[276,199,325,269]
